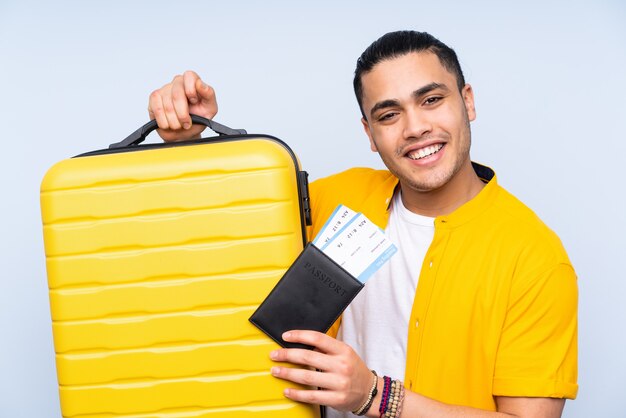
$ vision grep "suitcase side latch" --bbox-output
[298,171,312,226]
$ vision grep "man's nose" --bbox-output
[403,108,432,140]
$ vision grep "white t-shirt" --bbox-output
[327,191,435,418]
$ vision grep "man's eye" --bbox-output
[424,96,442,105]
[378,112,397,121]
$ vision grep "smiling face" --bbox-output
[360,51,477,201]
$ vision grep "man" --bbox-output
[148,31,577,418]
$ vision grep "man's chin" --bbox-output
[396,167,454,194]
[403,180,447,194]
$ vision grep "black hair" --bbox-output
[354,30,466,117]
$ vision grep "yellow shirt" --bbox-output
[308,163,578,410]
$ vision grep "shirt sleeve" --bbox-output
[492,262,578,399]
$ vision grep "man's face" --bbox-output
[360,52,476,193]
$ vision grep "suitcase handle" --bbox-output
[108,114,248,149]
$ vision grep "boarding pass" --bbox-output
[312,205,397,283]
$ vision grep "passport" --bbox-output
[248,243,364,349]
[249,205,397,349]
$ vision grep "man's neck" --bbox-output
[400,161,485,218]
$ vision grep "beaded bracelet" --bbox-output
[396,385,405,417]
[352,370,378,416]
[384,379,399,418]
[379,377,405,418]
[378,376,392,417]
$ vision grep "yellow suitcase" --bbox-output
[40,116,318,418]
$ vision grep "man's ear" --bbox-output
[362,117,378,152]
[462,84,476,122]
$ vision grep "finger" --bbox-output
[148,106,155,121]
[171,75,192,130]
[195,78,218,118]
[271,366,340,390]
[162,79,182,131]
[283,387,351,408]
[148,90,169,130]
[282,330,345,354]
[270,347,330,371]
[183,70,200,104]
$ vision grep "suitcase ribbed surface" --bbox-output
[41,138,319,418]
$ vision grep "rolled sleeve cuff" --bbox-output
[493,377,578,399]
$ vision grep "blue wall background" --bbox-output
[1,1,624,416]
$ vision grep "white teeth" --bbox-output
[408,144,443,160]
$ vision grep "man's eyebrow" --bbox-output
[368,82,450,118]
[412,82,449,99]
[369,99,400,118]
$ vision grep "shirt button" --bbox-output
[415,320,419,328]
[429,260,433,268]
